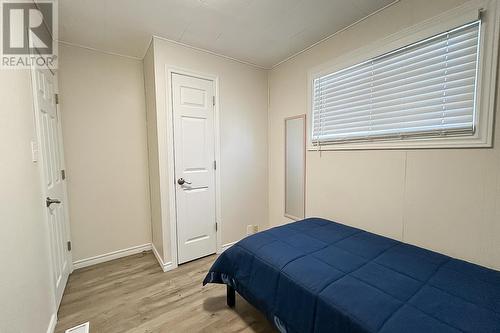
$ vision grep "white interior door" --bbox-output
[172,73,217,264]
[32,67,71,307]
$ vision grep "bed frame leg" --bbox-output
[227,285,235,308]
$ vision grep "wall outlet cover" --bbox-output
[247,225,259,235]
[246,225,253,235]
[31,140,38,163]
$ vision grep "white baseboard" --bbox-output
[73,243,152,270]
[219,241,237,253]
[46,313,57,333]
[151,244,174,272]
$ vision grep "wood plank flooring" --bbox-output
[55,252,276,333]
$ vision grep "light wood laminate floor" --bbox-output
[55,252,276,333]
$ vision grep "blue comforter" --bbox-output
[203,218,500,333]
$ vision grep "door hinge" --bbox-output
[212,96,216,106]
[213,160,217,170]
[67,241,72,251]
[55,93,59,105]
[61,169,66,180]
[215,222,218,231]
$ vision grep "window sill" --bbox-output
[307,135,493,151]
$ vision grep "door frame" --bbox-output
[30,65,73,306]
[165,66,222,268]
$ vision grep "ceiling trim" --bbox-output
[149,35,269,70]
[57,40,143,61]
[271,0,401,69]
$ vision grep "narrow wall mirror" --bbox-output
[285,115,306,220]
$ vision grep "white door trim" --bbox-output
[164,66,222,268]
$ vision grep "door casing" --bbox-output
[165,67,222,269]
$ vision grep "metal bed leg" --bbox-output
[227,285,235,308]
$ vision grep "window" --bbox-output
[311,21,482,146]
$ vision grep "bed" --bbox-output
[203,218,500,333]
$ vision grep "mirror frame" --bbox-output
[284,114,306,221]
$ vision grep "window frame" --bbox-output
[307,0,499,150]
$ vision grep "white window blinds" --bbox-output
[312,21,481,144]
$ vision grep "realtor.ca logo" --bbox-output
[1,0,57,69]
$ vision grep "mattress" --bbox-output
[203,218,500,333]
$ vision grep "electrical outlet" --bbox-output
[31,140,38,162]
[247,225,259,235]
[246,225,253,235]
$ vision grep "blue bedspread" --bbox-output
[203,218,500,333]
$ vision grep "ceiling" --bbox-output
[59,0,396,68]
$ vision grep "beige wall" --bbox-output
[268,0,500,270]
[149,37,269,263]
[0,70,56,332]
[59,44,152,262]
[143,43,164,261]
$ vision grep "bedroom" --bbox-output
[1,0,500,332]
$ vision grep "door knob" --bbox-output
[177,178,192,185]
[46,197,61,207]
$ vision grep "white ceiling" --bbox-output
[59,0,396,68]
